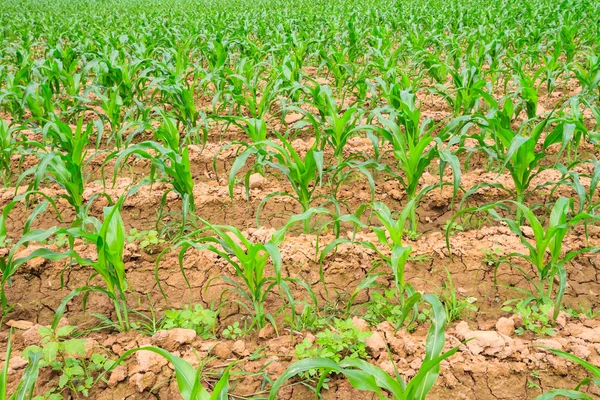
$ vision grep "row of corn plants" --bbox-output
[1,0,599,398]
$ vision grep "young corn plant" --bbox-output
[512,63,540,119]
[96,56,151,108]
[321,200,420,319]
[535,347,600,400]
[0,120,28,185]
[318,46,355,94]
[228,134,325,233]
[64,197,133,331]
[419,52,447,85]
[464,113,560,223]
[212,114,268,145]
[273,55,304,103]
[1,331,43,400]
[92,86,125,147]
[447,198,599,319]
[369,94,464,232]
[160,209,326,330]
[286,84,365,164]
[269,295,459,400]
[547,97,590,164]
[573,55,600,96]
[0,56,32,120]
[106,114,195,235]
[23,82,54,123]
[157,78,204,135]
[465,96,516,172]
[105,346,231,400]
[550,161,600,215]
[219,71,279,120]
[436,62,488,117]
[17,119,105,227]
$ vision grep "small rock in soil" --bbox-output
[352,316,368,332]
[378,360,396,375]
[258,324,275,339]
[534,338,563,351]
[212,342,233,359]
[570,344,591,360]
[9,356,28,370]
[389,189,403,200]
[576,328,600,343]
[267,335,294,353]
[365,332,386,354]
[84,339,100,357]
[235,375,262,396]
[108,365,128,387]
[96,383,134,400]
[6,320,33,330]
[510,314,523,328]
[477,319,497,331]
[130,372,157,393]
[555,311,568,328]
[152,328,197,351]
[410,358,422,370]
[232,340,249,356]
[495,317,515,336]
[456,322,514,357]
[249,173,266,189]
[132,350,169,374]
[285,112,302,124]
[266,361,286,376]
[21,325,43,345]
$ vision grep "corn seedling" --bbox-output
[0,120,28,185]
[1,331,43,400]
[465,112,562,223]
[228,134,325,233]
[437,62,489,117]
[535,347,600,400]
[270,295,459,400]
[287,84,365,164]
[17,119,105,227]
[47,197,132,331]
[106,115,195,235]
[512,65,540,119]
[369,98,464,232]
[448,198,600,319]
[159,209,327,330]
[1,1,600,398]
[321,200,421,320]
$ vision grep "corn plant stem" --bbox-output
[74,205,87,227]
[0,289,9,322]
[543,276,551,302]
[300,202,311,234]
[516,190,525,225]
[409,206,418,233]
[254,300,266,329]
[113,297,130,331]
[301,215,311,234]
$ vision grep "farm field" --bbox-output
[1,0,600,399]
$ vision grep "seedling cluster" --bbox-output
[1,0,599,399]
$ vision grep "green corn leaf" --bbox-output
[1,330,11,400]
[114,346,215,400]
[9,348,43,400]
[535,390,592,400]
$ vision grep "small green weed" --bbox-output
[161,304,217,339]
